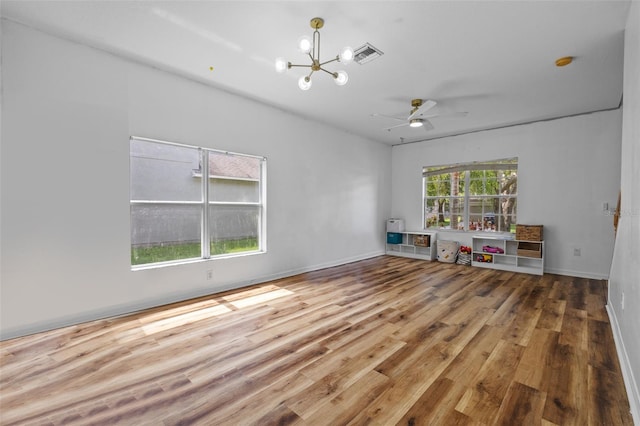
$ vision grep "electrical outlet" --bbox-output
[206,270,213,280]
[573,248,581,256]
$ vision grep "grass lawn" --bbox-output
[132,238,258,265]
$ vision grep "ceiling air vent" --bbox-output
[353,43,384,65]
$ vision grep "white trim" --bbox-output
[191,171,259,182]
[130,200,202,205]
[606,303,640,425]
[208,201,261,206]
[543,267,609,280]
[201,149,210,259]
[130,249,266,272]
[130,200,261,206]
[422,157,518,176]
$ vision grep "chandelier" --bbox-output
[275,17,354,90]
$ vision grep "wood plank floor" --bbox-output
[0,256,633,425]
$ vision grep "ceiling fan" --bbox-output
[372,99,467,132]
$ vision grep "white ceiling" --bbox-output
[1,1,631,145]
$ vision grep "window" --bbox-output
[130,137,266,267]
[423,158,517,233]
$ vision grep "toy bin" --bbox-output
[437,240,459,263]
[516,224,543,241]
[387,232,403,244]
[386,219,405,233]
[456,253,472,265]
[517,241,542,258]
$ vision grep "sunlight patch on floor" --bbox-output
[226,288,294,309]
[141,304,232,335]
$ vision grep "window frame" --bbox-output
[130,136,266,269]
[422,158,517,233]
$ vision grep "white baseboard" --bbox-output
[606,303,640,425]
[544,267,609,280]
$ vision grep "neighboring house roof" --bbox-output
[209,153,260,180]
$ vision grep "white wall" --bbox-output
[608,1,640,422]
[0,21,391,339]
[391,110,622,279]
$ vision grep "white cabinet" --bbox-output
[386,231,438,261]
[471,235,544,275]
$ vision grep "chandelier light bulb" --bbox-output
[409,119,424,128]
[339,46,354,64]
[334,70,349,86]
[298,75,312,90]
[297,36,312,54]
[275,57,288,73]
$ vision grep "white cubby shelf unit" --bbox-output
[386,231,438,261]
[471,235,544,276]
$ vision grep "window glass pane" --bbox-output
[131,204,202,265]
[210,179,260,203]
[427,198,451,228]
[450,197,465,230]
[500,170,518,196]
[130,140,201,201]
[209,205,259,255]
[208,152,261,202]
[451,172,464,196]
[497,169,517,233]
[484,172,500,195]
[425,199,439,228]
[479,198,496,231]
[425,170,466,229]
[438,199,450,228]
[469,171,485,195]
[498,196,517,232]
[484,197,500,214]
[426,173,450,197]
[468,197,482,230]
[506,213,517,232]
[456,172,466,194]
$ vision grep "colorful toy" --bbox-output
[475,253,493,262]
[482,245,504,254]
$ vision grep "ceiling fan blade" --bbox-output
[384,123,410,131]
[408,99,437,120]
[422,119,434,131]
[423,111,469,119]
[371,113,406,122]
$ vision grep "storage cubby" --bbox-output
[386,231,438,261]
[471,235,544,275]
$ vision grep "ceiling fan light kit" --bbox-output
[376,98,438,132]
[275,17,353,90]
